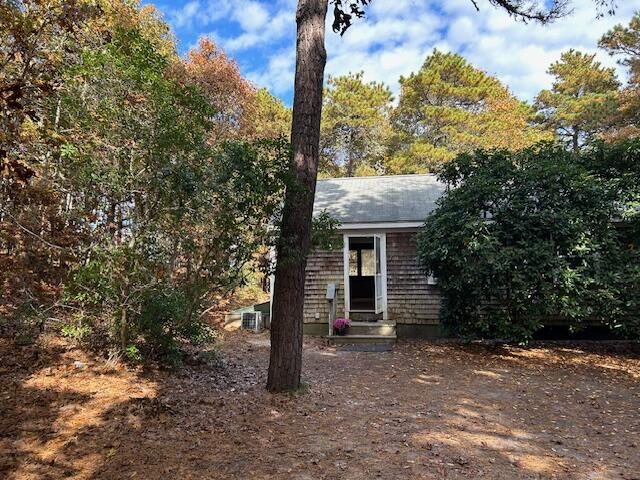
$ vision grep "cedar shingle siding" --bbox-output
[302,232,441,325]
[386,232,441,325]
[303,247,345,324]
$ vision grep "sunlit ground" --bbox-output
[1,333,638,479]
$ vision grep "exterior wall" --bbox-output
[302,247,345,325]
[301,229,622,338]
[301,230,442,335]
[386,231,441,325]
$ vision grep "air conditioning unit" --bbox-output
[241,311,263,332]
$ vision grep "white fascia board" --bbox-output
[337,221,423,231]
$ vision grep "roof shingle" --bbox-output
[313,174,446,224]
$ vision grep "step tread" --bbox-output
[329,334,397,339]
[349,322,396,326]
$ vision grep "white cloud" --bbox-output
[222,9,295,51]
[449,0,637,101]
[170,0,203,29]
[447,16,476,47]
[168,0,271,33]
[171,0,638,104]
[235,1,270,31]
[247,48,296,95]
[326,0,636,102]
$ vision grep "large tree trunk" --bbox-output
[267,0,328,392]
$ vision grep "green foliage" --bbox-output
[418,140,640,342]
[61,323,92,343]
[251,88,292,140]
[535,50,620,151]
[311,211,342,251]
[599,12,640,140]
[0,0,101,306]
[135,287,213,357]
[125,344,143,363]
[391,50,550,174]
[196,348,225,367]
[320,72,393,177]
[599,12,640,83]
[2,5,290,362]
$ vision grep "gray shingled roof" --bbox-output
[313,174,447,224]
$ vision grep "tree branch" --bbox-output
[1,208,68,251]
[483,0,571,23]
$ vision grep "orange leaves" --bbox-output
[180,38,291,143]
[182,38,256,143]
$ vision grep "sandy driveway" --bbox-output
[1,332,639,479]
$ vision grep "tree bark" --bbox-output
[120,306,128,351]
[345,133,355,177]
[267,0,328,392]
[571,127,580,152]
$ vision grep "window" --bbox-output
[349,250,358,275]
[348,237,376,277]
[361,249,375,276]
[349,247,375,276]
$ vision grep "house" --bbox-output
[294,174,447,342]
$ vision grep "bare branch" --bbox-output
[484,0,571,23]
[331,0,618,36]
[1,208,68,251]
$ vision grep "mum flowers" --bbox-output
[333,318,351,336]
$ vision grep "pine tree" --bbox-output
[320,72,393,177]
[535,49,620,151]
[249,89,292,140]
[599,12,640,140]
[390,50,549,173]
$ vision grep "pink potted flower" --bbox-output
[333,317,351,336]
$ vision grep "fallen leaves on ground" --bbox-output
[1,332,639,479]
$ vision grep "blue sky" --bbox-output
[150,0,637,106]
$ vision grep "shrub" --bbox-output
[61,324,92,343]
[418,141,640,342]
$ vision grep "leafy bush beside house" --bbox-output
[418,141,640,342]
[1,3,291,362]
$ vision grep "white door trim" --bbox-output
[339,221,422,230]
[343,232,387,320]
[374,234,383,315]
[342,233,350,319]
[381,233,388,321]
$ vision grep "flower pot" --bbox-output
[334,327,348,336]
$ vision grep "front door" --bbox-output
[344,234,386,320]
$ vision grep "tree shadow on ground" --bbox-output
[0,336,92,478]
[2,334,639,479]
[452,340,640,381]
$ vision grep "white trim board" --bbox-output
[342,234,350,319]
[338,221,423,231]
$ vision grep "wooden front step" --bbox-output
[349,311,383,322]
[328,334,396,346]
[346,322,396,336]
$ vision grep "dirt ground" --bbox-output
[1,332,639,480]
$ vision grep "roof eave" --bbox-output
[337,221,424,231]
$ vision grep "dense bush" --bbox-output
[418,141,640,342]
[0,2,291,361]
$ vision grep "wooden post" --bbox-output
[328,296,334,337]
[327,283,337,337]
